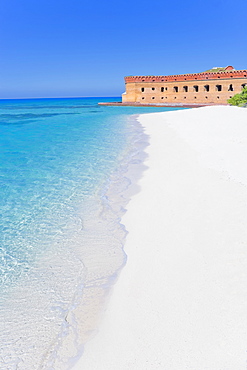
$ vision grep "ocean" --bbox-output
[0,97,184,369]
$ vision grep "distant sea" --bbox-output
[0,97,184,369]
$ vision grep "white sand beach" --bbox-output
[72,106,247,370]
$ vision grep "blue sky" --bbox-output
[0,0,246,98]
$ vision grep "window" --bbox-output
[228,84,234,91]
[204,85,209,92]
[141,87,145,92]
[183,86,188,92]
[193,85,199,92]
[152,97,155,99]
[216,85,222,91]
[161,87,164,92]
[173,86,178,92]
[165,87,168,91]
[142,97,145,99]
[241,84,247,89]
[152,87,155,91]
[161,97,164,99]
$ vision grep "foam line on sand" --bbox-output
[72,106,247,370]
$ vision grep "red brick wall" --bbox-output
[122,70,247,104]
[125,70,247,84]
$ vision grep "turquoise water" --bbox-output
[0,97,184,369]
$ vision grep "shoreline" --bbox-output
[72,106,247,369]
[98,101,216,108]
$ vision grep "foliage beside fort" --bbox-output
[228,87,247,107]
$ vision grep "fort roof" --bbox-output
[203,66,235,73]
[125,67,247,83]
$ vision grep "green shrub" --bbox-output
[228,87,247,106]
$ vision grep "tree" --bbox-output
[228,87,247,107]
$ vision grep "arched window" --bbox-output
[173,86,178,92]
[183,86,188,92]
[152,87,155,91]
[161,87,164,92]
[228,84,234,91]
[193,85,199,92]
[241,84,247,89]
[204,85,209,92]
[141,87,145,92]
[216,85,222,91]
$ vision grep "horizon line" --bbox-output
[0,96,121,101]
